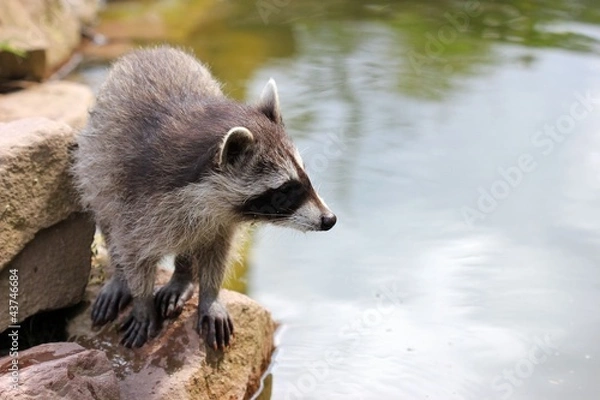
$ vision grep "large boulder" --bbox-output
[0,118,80,270]
[68,272,276,400]
[0,213,94,332]
[0,0,99,81]
[0,81,94,266]
[0,117,94,331]
[0,342,120,399]
[119,290,276,400]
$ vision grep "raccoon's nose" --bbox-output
[320,213,337,231]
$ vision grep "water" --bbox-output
[69,1,600,398]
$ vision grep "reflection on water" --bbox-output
[71,0,600,398]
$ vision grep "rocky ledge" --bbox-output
[0,83,95,332]
[74,281,275,400]
[1,283,276,400]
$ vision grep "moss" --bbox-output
[0,41,26,58]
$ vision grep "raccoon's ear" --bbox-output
[258,78,282,124]
[217,126,254,168]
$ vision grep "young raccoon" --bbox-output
[73,46,336,349]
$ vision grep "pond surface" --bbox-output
[70,1,600,398]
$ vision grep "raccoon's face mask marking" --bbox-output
[239,160,336,232]
[240,179,309,220]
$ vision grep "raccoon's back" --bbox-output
[93,47,221,125]
[74,47,224,211]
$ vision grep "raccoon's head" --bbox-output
[215,79,336,232]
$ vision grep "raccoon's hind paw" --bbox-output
[197,300,234,351]
[120,297,160,348]
[155,279,194,319]
[91,277,132,326]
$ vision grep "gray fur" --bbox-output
[72,46,336,349]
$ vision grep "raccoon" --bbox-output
[72,47,336,349]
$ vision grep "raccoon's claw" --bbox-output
[91,277,132,326]
[155,279,194,319]
[120,298,160,348]
[197,300,234,350]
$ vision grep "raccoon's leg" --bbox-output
[91,228,132,326]
[119,258,161,348]
[195,237,234,350]
[155,254,195,319]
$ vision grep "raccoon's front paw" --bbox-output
[91,277,132,326]
[120,297,160,348]
[155,278,194,319]
[197,300,234,350]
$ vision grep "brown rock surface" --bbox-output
[69,271,276,400]
[122,290,275,400]
[0,342,120,400]
[0,213,94,332]
[0,81,94,130]
[0,116,96,331]
[0,118,82,271]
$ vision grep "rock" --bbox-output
[69,270,276,400]
[0,118,80,270]
[0,0,98,81]
[0,50,47,84]
[0,213,94,332]
[120,290,275,400]
[0,118,95,331]
[0,342,120,400]
[0,81,94,130]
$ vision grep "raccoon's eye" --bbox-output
[240,179,308,218]
[270,180,308,214]
[276,180,303,196]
